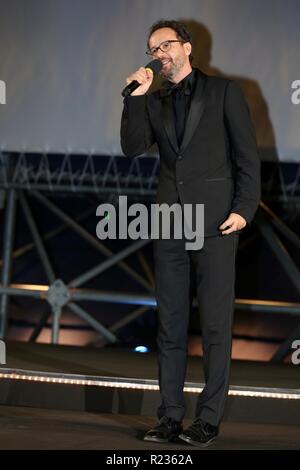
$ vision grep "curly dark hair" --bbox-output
[147,19,193,51]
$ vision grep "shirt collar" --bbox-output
[161,68,196,97]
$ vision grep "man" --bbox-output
[121,20,260,447]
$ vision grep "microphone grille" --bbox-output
[146,59,163,75]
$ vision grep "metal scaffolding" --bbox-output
[0,152,299,362]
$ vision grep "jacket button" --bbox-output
[178,180,183,185]
[177,155,183,160]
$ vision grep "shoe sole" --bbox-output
[143,434,181,443]
[178,433,216,448]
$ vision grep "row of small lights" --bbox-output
[0,371,299,400]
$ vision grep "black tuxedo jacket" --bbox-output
[121,68,261,236]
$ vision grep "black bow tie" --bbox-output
[165,80,191,96]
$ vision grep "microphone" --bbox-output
[121,59,162,97]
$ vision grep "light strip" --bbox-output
[0,369,299,400]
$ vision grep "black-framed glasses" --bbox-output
[146,39,185,57]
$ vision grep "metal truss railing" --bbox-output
[0,152,299,199]
[0,152,160,196]
[0,151,299,362]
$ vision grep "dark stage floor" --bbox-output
[0,405,299,450]
[1,341,300,450]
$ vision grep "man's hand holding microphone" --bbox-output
[121,59,162,97]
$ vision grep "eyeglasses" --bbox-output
[146,40,185,57]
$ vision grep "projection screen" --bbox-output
[0,0,299,161]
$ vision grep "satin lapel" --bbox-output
[179,70,207,153]
[161,94,179,153]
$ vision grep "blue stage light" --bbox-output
[133,345,149,353]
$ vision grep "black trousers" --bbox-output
[153,230,239,427]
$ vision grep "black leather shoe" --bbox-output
[143,416,183,443]
[178,418,218,448]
